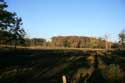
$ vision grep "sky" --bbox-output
[6,0,125,41]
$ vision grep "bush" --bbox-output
[102,64,123,82]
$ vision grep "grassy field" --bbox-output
[0,47,125,83]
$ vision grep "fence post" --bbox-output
[62,75,67,83]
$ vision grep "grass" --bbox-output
[0,47,125,83]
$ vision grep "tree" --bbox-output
[90,37,97,48]
[63,40,70,47]
[0,0,26,49]
[119,30,125,48]
[0,0,16,45]
[97,37,105,48]
[111,42,119,48]
[9,17,26,50]
[0,0,15,31]
[31,38,46,46]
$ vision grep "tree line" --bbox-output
[6,31,124,49]
[3,36,110,49]
[51,36,107,48]
[15,36,106,48]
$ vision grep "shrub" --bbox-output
[102,64,123,82]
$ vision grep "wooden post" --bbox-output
[62,75,67,83]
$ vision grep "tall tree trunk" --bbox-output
[14,39,17,51]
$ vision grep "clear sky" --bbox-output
[6,0,125,41]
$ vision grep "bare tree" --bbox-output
[104,34,111,50]
[119,30,125,48]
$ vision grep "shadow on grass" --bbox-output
[0,47,124,83]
